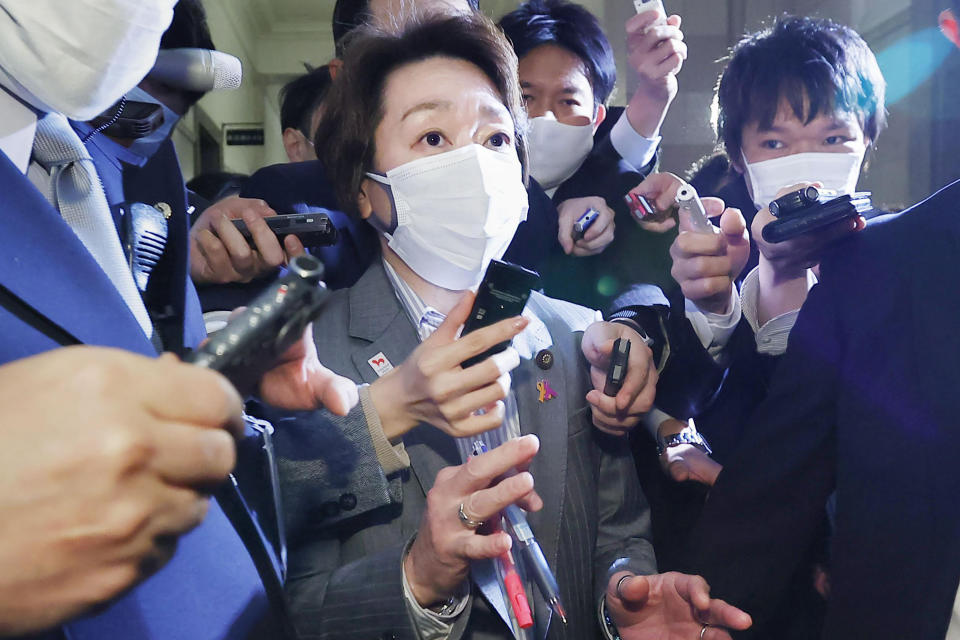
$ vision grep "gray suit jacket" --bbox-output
[278,262,657,640]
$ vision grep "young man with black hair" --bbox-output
[608,17,889,636]
[280,66,333,163]
[676,5,960,638]
[498,0,686,311]
[632,15,888,478]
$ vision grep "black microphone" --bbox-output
[185,255,328,393]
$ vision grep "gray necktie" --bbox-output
[31,112,155,339]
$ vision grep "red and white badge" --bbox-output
[368,352,394,377]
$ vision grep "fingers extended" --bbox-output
[454,435,540,492]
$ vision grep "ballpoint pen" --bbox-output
[501,501,567,625]
[472,440,568,625]
[471,440,534,628]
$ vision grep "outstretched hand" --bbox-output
[606,571,751,639]
[257,321,359,415]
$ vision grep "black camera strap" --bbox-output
[0,284,82,347]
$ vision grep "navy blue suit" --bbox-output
[0,139,289,638]
[685,180,960,639]
[240,159,561,283]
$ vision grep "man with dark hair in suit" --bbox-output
[679,5,960,638]
[498,0,685,311]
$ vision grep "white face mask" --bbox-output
[366,144,529,291]
[526,116,594,190]
[743,151,865,210]
[0,0,176,121]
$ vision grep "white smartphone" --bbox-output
[633,0,665,17]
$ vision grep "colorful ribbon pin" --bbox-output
[537,379,558,403]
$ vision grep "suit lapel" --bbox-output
[512,314,571,640]
[346,263,461,495]
[345,264,575,637]
[0,154,153,355]
[513,314,569,577]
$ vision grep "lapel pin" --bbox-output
[535,349,554,370]
[154,202,173,219]
[368,352,394,377]
[537,379,558,404]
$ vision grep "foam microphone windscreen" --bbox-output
[148,48,243,92]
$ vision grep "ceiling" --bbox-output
[244,0,555,39]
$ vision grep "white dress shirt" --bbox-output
[609,111,661,173]
[685,266,817,360]
[947,588,960,639]
[0,87,37,174]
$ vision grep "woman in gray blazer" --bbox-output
[276,11,751,640]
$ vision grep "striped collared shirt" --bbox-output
[381,259,522,462]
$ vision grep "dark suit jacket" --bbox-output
[539,106,672,313]
[276,262,657,640]
[240,160,561,286]
[685,180,960,639]
[0,144,288,639]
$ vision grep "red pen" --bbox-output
[500,545,533,629]
[472,440,533,629]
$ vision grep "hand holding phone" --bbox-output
[461,260,541,368]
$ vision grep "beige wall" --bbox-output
[183,0,947,208]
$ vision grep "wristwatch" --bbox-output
[656,422,712,457]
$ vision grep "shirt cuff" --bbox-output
[401,539,470,640]
[684,288,742,360]
[641,408,674,439]
[359,383,410,474]
[740,267,817,356]
[609,110,661,172]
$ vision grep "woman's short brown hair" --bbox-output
[315,11,528,218]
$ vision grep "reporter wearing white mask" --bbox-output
[498,0,687,311]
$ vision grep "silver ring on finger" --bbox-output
[458,502,485,529]
[700,623,710,639]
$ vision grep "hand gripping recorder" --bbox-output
[763,187,874,244]
[186,255,329,392]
